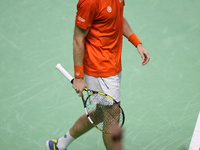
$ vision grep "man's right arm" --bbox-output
[72,25,89,97]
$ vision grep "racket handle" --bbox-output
[55,63,74,84]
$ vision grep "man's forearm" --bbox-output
[73,26,89,65]
[73,25,89,78]
[123,17,134,39]
[73,38,85,66]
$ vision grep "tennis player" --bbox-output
[46,0,150,150]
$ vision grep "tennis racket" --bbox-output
[55,63,125,134]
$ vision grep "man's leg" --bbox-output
[69,113,94,138]
[57,104,104,150]
[103,133,112,150]
[56,114,94,150]
[102,103,121,150]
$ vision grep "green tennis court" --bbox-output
[1,0,200,149]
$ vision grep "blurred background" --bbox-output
[0,0,200,149]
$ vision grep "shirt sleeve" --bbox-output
[75,0,96,29]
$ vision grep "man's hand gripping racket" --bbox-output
[56,63,125,134]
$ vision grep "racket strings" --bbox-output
[86,93,123,133]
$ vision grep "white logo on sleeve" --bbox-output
[119,0,123,3]
[78,16,85,22]
[107,6,112,13]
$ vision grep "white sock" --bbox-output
[57,131,75,150]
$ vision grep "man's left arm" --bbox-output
[123,17,150,66]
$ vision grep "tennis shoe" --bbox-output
[45,139,67,150]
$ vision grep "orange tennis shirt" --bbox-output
[75,0,125,77]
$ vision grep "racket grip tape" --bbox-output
[55,63,74,84]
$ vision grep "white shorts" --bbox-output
[84,73,121,104]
